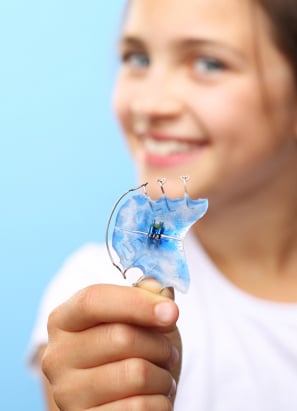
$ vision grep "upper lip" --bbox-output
[140,131,206,144]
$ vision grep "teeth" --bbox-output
[144,138,192,155]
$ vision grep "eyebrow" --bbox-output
[117,36,146,50]
[118,35,247,64]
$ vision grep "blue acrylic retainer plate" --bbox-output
[106,178,208,293]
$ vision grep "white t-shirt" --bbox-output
[28,233,297,411]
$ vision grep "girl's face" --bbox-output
[113,0,297,202]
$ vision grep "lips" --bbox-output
[140,133,208,167]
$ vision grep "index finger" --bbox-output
[48,283,179,333]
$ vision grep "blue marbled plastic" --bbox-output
[112,193,208,293]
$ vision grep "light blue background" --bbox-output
[0,1,135,409]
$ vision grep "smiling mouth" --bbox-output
[142,135,207,156]
[139,134,208,167]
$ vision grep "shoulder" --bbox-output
[38,243,126,322]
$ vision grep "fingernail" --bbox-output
[167,345,180,370]
[168,378,177,399]
[154,302,176,324]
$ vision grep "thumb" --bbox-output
[134,276,175,300]
[134,277,177,333]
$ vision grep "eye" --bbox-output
[121,52,150,70]
[193,57,226,74]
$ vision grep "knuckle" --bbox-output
[50,375,76,411]
[47,307,60,335]
[41,347,53,380]
[124,358,150,390]
[40,351,51,379]
[110,323,136,351]
[155,396,173,411]
[41,342,65,382]
[127,395,172,411]
[51,384,68,411]
[75,285,98,317]
[130,397,151,411]
[41,349,54,380]
[73,284,108,318]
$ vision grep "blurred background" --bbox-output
[0,1,134,409]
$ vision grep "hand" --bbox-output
[42,280,181,411]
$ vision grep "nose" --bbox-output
[131,96,182,118]
[130,76,183,120]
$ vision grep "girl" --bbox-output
[33,0,297,409]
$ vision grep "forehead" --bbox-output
[122,0,275,61]
[124,0,256,36]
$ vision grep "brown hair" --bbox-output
[258,0,297,75]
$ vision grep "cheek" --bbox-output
[190,84,285,178]
[191,83,266,144]
[189,99,243,160]
[111,77,131,130]
[112,77,142,158]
